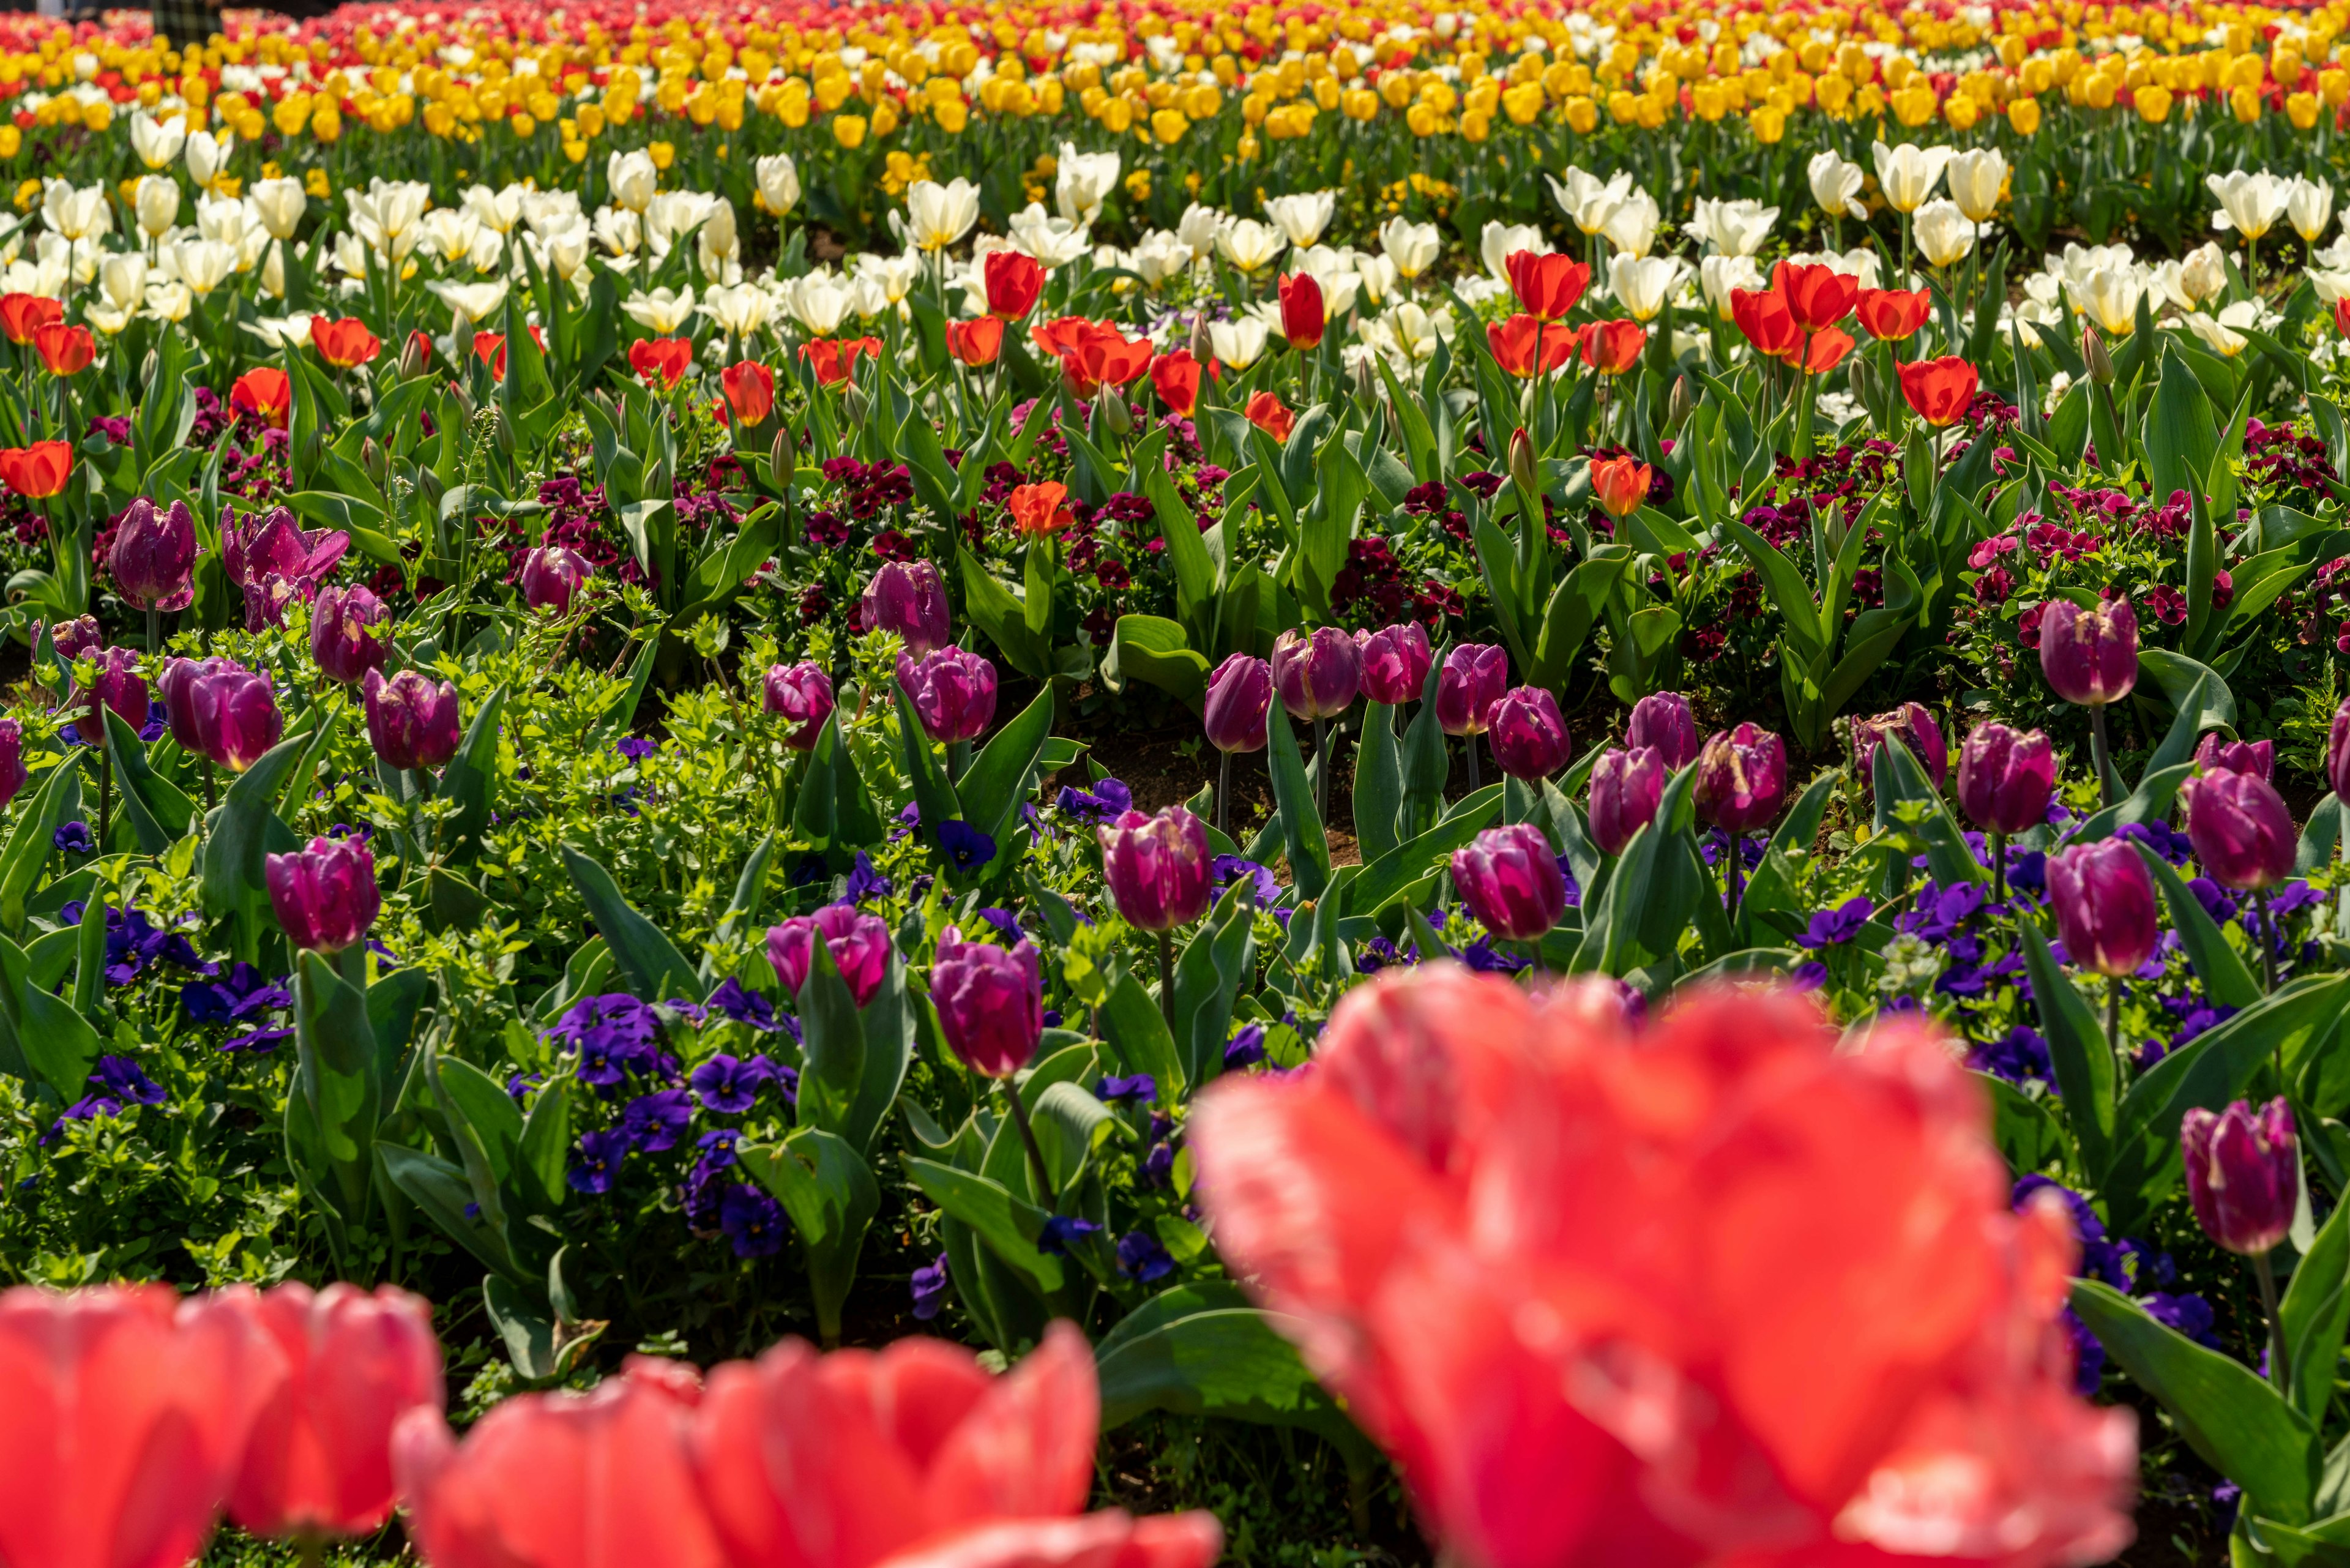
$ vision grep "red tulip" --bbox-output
[225,1282,443,1542]
[310,317,382,368]
[1148,348,1201,414]
[721,360,776,425]
[1059,323,1152,400]
[1854,286,1933,341]
[1277,271,1324,351]
[1029,315,1092,360]
[33,321,93,376]
[231,368,293,430]
[800,337,881,389]
[472,331,510,377]
[983,250,1045,321]
[1576,318,1646,375]
[0,291,60,344]
[1244,390,1295,441]
[1731,286,1802,358]
[1486,313,1576,379]
[1901,356,1981,427]
[946,316,1004,368]
[0,439,73,499]
[1792,326,1857,376]
[1774,259,1859,330]
[1505,250,1591,321]
[629,336,693,388]
[1192,968,2138,1568]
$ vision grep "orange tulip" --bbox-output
[231,367,293,430]
[32,322,93,376]
[1774,259,1859,332]
[1505,251,1592,321]
[1029,315,1094,361]
[471,332,509,378]
[1192,966,2138,1568]
[629,336,693,387]
[1731,287,1802,358]
[1854,286,1933,342]
[310,317,382,368]
[0,293,61,345]
[1901,355,1982,426]
[800,337,881,388]
[719,360,775,425]
[1149,348,1201,416]
[0,440,73,499]
[1486,313,1576,379]
[1589,454,1653,519]
[1060,323,1152,400]
[1576,318,1647,375]
[1244,390,1295,442]
[1007,480,1075,536]
[1793,326,1857,376]
[1277,271,1324,351]
[945,315,1004,368]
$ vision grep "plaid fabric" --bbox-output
[147,0,220,48]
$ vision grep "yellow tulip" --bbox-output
[832,111,866,147]
[1152,106,1187,141]
[2231,83,2262,121]
[1563,94,1598,133]
[934,98,967,132]
[2009,95,2042,134]
[2135,84,2173,121]
[2289,90,2321,128]
[1750,102,1786,143]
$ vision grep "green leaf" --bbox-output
[1095,1302,1368,1458]
[1351,701,1402,862]
[1871,735,1984,887]
[893,685,963,852]
[1265,702,1330,901]
[556,845,701,1001]
[1173,883,1257,1090]
[2283,1189,2350,1423]
[903,1155,1065,1294]
[956,547,1049,681]
[1979,1075,2068,1177]
[435,684,507,861]
[1104,615,1210,711]
[378,1143,517,1279]
[289,951,381,1231]
[592,639,660,745]
[102,707,192,851]
[1099,970,1185,1100]
[0,762,78,934]
[740,1128,880,1346]
[199,732,308,923]
[2136,842,2264,1010]
[2015,921,2116,1185]
[1346,783,1504,917]
[793,935,866,1141]
[957,687,1055,863]
[1575,764,1702,977]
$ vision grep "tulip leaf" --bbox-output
[378,1143,519,1281]
[1351,701,1403,863]
[1574,763,1701,979]
[903,1155,1066,1295]
[1738,768,1843,945]
[1871,735,1985,887]
[289,951,382,1251]
[842,948,912,1159]
[436,1053,524,1192]
[2133,842,2264,1010]
[1173,883,1258,1091]
[1529,547,1630,693]
[740,1127,881,1347]
[15,947,99,1103]
[1398,648,1451,838]
[789,713,885,864]
[1144,463,1219,637]
[513,1078,572,1219]
[1099,969,1187,1102]
[199,731,307,925]
[1723,516,1826,664]
[957,686,1056,872]
[591,638,660,745]
[2299,794,2343,877]
[2281,1184,2350,1424]
[793,934,866,1143]
[955,547,1049,682]
[1265,702,1330,902]
[101,707,192,853]
[556,844,701,1002]
[2014,920,2116,1185]
[1977,1073,2069,1178]
[1346,783,1504,919]
[0,761,78,936]
[1095,1301,1370,1462]
[1104,615,1210,712]
[892,685,964,852]
[2072,1279,2318,1523]
[435,683,506,862]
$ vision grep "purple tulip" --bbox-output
[75,646,148,734]
[1098,806,1213,931]
[2181,1097,2297,1256]
[766,903,892,1007]
[1486,686,1570,781]
[520,544,591,615]
[2193,732,2274,782]
[264,834,381,952]
[0,718,24,810]
[1627,690,1699,769]
[108,498,198,611]
[897,648,998,744]
[1693,722,1788,834]
[2331,697,2350,804]
[309,584,390,684]
[1203,654,1272,755]
[930,927,1043,1078]
[1353,623,1431,706]
[1450,823,1566,941]
[861,561,951,659]
[45,616,101,665]
[1435,644,1509,736]
[1850,702,1947,791]
[1589,746,1665,856]
[165,662,282,772]
[1270,627,1361,721]
[2045,838,2158,977]
[223,508,349,633]
[763,661,835,750]
[1956,723,2056,837]
[2039,596,2138,707]
[361,668,461,771]
[2180,771,2297,891]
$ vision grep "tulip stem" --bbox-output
[144,604,159,656]
[1157,931,1176,1031]
[1311,716,1327,818]
[2253,886,2280,995]
[2105,977,2122,1066]
[202,759,217,814]
[1990,830,2007,903]
[1004,1081,1056,1209]
[2255,1249,2291,1396]
[95,741,110,854]
[1217,749,1232,838]
[296,1533,326,1568]
[2087,704,2121,807]
[1465,739,1480,796]
[1727,831,1744,919]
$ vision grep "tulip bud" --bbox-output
[1589,746,1665,856]
[769,422,796,488]
[1848,354,1874,410]
[897,647,998,744]
[930,928,1043,1078]
[519,545,591,616]
[843,381,868,425]
[1485,686,1570,780]
[1626,690,1699,769]
[2180,1097,2297,1257]
[763,661,835,750]
[1956,722,2056,836]
[266,835,381,953]
[490,406,515,461]
[2180,771,2297,891]
[1507,426,1538,496]
[2082,324,2114,384]
[1435,644,1510,737]
[77,646,149,734]
[45,614,102,666]
[360,668,461,772]
[1270,627,1362,722]
[1450,823,1566,940]
[2045,837,2158,976]
[1203,654,1272,754]
[766,904,891,1007]
[1693,722,1788,834]
[362,436,386,488]
[0,717,24,810]
[176,663,282,772]
[2193,732,2274,782]
[2038,597,2138,707]
[108,497,199,611]
[138,348,159,387]
[1353,623,1431,707]
[309,585,390,685]
[1188,312,1212,366]
[1850,701,1948,791]
[397,331,430,380]
[1666,374,1692,432]
[1098,807,1213,931]
[1093,379,1133,438]
[860,561,952,659]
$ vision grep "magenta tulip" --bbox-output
[1693,723,1788,835]
[1626,690,1699,769]
[2045,838,2158,977]
[75,646,148,736]
[1204,654,1272,755]
[1099,807,1213,931]
[108,497,198,612]
[767,904,892,1007]
[1486,687,1570,781]
[2193,732,2274,782]
[861,561,951,659]
[1956,722,2056,837]
[0,719,21,811]
[2180,771,2297,892]
[309,585,390,685]
[169,663,282,772]
[1589,746,1665,856]
[1354,623,1432,706]
[360,669,461,771]
[763,662,835,750]
[1450,823,1566,940]
[1270,628,1361,721]
[266,835,381,953]
[2039,597,2138,707]
[2181,1097,2297,1256]
[1435,644,1509,737]
[519,545,591,615]
[930,928,1043,1078]
[1851,701,1947,790]
[897,648,998,745]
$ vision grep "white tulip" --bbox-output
[1008,202,1091,268]
[420,207,481,264]
[461,183,523,235]
[1054,143,1121,226]
[1381,300,1447,361]
[2207,168,2291,241]
[1262,190,1336,248]
[465,227,505,276]
[622,285,697,334]
[42,180,110,242]
[520,188,584,239]
[1871,141,1953,214]
[1176,203,1228,258]
[133,174,179,240]
[1378,216,1441,279]
[249,176,306,242]
[260,239,285,298]
[128,111,184,172]
[1608,253,1685,321]
[1215,217,1287,274]
[1598,187,1661,256]
[1807,151,1868,221]
[606,150,658,214]
[899,178,980,251]
[2179,241,2229,304]
[543,224,592,282]
[700,280,772,338]
[1912,200,1979,268]
[173,237,239,297]
[699,198,740,274]
[143,281,193,323]
[592,206,642,257]
[1130,230,1193,287]
[1209,315,1270,369]
[755,154,801,218]
[2289,176,2335,244]
[100,252,146,311]
[786,271,851,335]
[85,301,131,336]
[1688,196,1777,256]
[1699,253,1766,319]
[427,278,510,326]
[2180,299,2262,356]
[1479,220,1548,282]
[1354,252,1398,307]
[1945,149,2009,226]
[331,231,370,280]
[852,250,920,304]
[185,130,234,190]
[244,313,316,349]
[1546,166,1633,235]
[2073,264,2144,335]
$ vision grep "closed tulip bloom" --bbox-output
[930,928,1044,1078]
[1851,701,1948,790]
[2180,771,2297,891]
[309,585,390,685]
[2039,597,2138,707]
[1485,687,1570,781]
[2046,838,2159,976]
[1450,824,1567,940]
[520,545,591,615]
[159,655,242,753]
[1354,624,1431,706]
[2193,731,2274,781]
[361,668,461,771]
[1589,456,1652,520]
[767,903,892,1007]
[1099,807,1213,931]
[1627,690,1699,768]
[78,646,149,734]
[1204,654,1272,753]
[226,1283,443,1542]
[897,647,998,745]
[762,662,834,750]
[2181,1098,2298,1257]
[46,614,102,664]
[1899,356,1981,428]
[1270,627,1362,721]
[1276,271,1324,351]
[109,496,198,611]
[1588,747,1665,856]
[266,835,381,953]
[0,719,22,810]
[1436,645,1510,737]
[861,561,950,658]
[176,664,283,772]
[1956,722,2057,835]
[1693,722,1788,834]
[2334,698,2350,803]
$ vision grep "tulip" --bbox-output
[108,496,198,614]
[1244,390,1296,441]
[2182,1098,2297,1258]
[1485,687,1569,782]
[309,585,390,685]
[2040,596,2138,804]
[897,647,998,746]
[225,1283,442,1542]
[45,614,101,665]
[2330,696,2350,804]
[1276,271,1324,351]
[1006,481,1074,537]
[34,322,93,376]
[629,337,692,387]
[718,360,775,426]
[1956,722,2056,898]
[78,646,149,735]
[0,292,61,344]
[983,249,1045,319]
[1354,624,1431,707]
[1270,629,1360,723]
[1588,747,1665,856]
[1911,200,1978,269]
[1486,313,1576,379]
[231,367,293,430]
[266,836,380,954]
[0,718,23,811]
[1899,356,1980,427]
[2046,837,2158,978]
[1576,318,1647,375]
[1505,250,1591,321]
[767,903,892,1007]
[930,928,1043,1078]
[520,544,591,615]
[1436,645,1509,745]
[2182,771,2297,985]
[1850,701,1947,791]
[1626,691,1698,769]
[310,317,381,369]
[165,661,282,773]
[763,662,834,750]
[1204,655,1273,755]
[2194,732,2274,781]
[1100,807,1214,935]
[1451,823,1567,941]
[0,439,73,499]
[1148,348,1199,416]
[1732,286,1803,358]
[1872,140,1955,213]
[1854,287,1933,342]
[361,669,461,772]
[1693,720,1788,907]
[861,561,950,659]
[1589,455,1651,520]
[946,316,1004,368]
[1774,260,1859,331]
